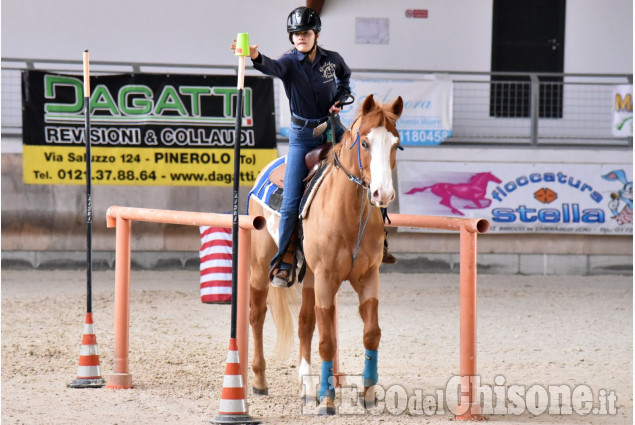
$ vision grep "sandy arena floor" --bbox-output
[1,269,632,424]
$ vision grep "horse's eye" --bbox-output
[361,140,369,149]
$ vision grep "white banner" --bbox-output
[397,161,633,235]
[612,85,633,137]
[279,77,453,146]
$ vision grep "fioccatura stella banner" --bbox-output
[21,70,278,186]
[397,161,633,235]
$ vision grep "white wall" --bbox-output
[564,0,633,73]
[2,0,632,73]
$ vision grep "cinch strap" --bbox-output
[363,349,378,387]
[318,360,335,402]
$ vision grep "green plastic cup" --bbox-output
[235,33,250,56]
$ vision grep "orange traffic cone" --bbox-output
[210,338,260,424]
[69,312,105,388]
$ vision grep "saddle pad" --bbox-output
[247,155,330,219]
[246,156,286,214]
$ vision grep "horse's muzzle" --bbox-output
[371,187,395,207]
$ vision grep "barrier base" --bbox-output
[210,413,261,424]
[68,378,106,388]
[106,372,133,389]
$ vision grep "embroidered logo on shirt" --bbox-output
[320,61,336,82]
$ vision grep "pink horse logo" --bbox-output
[406,172,502,215]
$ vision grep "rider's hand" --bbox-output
[231,40,259,60]
[329,103,342,114]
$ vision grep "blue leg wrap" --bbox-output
[318,361,335,402]
[363,349,378,387]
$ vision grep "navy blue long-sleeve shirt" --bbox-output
[252,46,351,120]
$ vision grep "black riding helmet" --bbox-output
[287,7,321,44]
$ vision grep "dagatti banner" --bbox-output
[397,161,633,235]
[21,70,277,186]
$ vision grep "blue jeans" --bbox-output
[271,115,345,271]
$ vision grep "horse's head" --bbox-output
[345,94,403,207]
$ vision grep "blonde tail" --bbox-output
[267,284,301,360]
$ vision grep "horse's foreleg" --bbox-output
[249,282,269,395]
[357,275,381,407]
[360,297,380,382]
[313,279,339,415]
[298,274,316,401]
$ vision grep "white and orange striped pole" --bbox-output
[69,50,105,389]
[211,31,261,425]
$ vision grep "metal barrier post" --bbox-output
[456,225,482,420]
[106,215,133,389]
[237,227,251,398]
[103,206,265,391]
[384,213,488,420]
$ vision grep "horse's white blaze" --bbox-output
[368,126,398,207]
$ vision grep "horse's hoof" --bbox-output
[253,386,269,395]
[360,386,378,409]
[317,397,336,416]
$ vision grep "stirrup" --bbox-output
[271,268,293,288]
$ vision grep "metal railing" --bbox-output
[2,58,632,148]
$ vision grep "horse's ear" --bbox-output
[392,96,404,118]
[361,94,376,115]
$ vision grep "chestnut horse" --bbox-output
[248,94,403,415]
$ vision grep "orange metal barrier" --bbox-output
[104,206,265,393]
[386,213,488,421]
[104,207,487,420]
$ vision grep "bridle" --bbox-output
[330,110,400,264]
[332,116,368,189]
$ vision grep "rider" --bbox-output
[233,7,394,287]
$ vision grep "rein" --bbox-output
[331,117,375,264]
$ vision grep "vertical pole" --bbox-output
[456,226,481,420]
[106,216,133,389]
[83,50,93,315]
[230,54,246,341]
[237,228,251,403]
[530,73,540,145]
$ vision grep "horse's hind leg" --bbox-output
[249,203,276,395]
[298,271,317,401]
[250,261,270,394]
[250,266,269,395]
